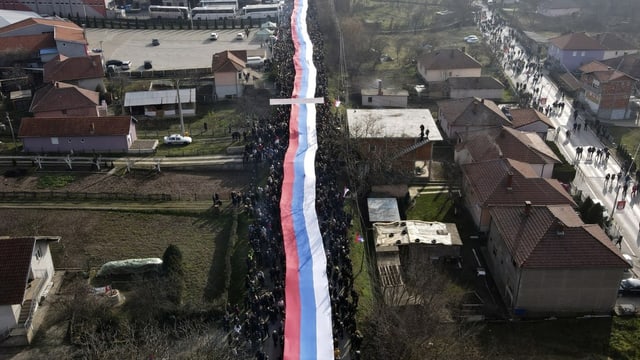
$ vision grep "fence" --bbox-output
[0,191,172,202]
[69,13,277,30]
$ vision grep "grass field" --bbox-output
[0,208,232,304]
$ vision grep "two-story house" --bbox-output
[455,126,560,178]
[347,108,443,175]
[547,32,605,72]
[460,158,576,231]
[44,54,105,92]
[0,236,60,345]
[212,50,247,99]
[486,203,629,317]
[437,97,511,142]
[594,33,639,61]
[416,48,482,83]
[0,17,88,62]
[579,61,636,120]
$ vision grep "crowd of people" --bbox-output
[220,2,361,359]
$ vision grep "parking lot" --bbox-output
[85,28,268,71]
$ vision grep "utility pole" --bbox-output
[175,79,185,135]
[5,112,17,152]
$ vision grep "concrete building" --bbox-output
[486,204,629,317]
[416,48,482,83]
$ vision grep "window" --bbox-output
[35,247,42,260]
[369,144,376,152]
[51,137,59,145]
[592,79,600,88]
[572,51,577,56]
[368,97,372,103]
[581,51,585,56]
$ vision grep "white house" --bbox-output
[416,49,482,83]
[0,236,60,345]
[361,80,408,108]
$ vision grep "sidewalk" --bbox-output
[481,11,640,267]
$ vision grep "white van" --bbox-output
[246,56,264,68]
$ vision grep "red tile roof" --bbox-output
[0,33,56,55]
[509,108,555,129]
[460,126,560,165]
[490,205,629,269]
[462,158,576,207]
[212,50,246,73]
[0,237,35,305]
[44,54,104,82]
[549,32,604,51]
[0,17,85,44]
[0,17,78,33]
[579,61,636,82]
[437,97,511,128]
[417,48,482,70]
[594,33,636,51]
[19,116,133,137]
[600,54,640,79]
[29,82,99,114]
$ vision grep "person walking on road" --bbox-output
[615,236,623,249]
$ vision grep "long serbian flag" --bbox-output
[278,0,333,357]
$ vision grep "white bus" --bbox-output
[191,5,237,20]
[239,4,281,19]
[149,5,191,19]
[197,0,238,9]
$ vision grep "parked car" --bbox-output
[152,38,160,46]
[120,60,131,70]
[210,32,219,41]
[164,134,192,145]
[619,278,640,296]
[144,60,153,70]
[106,59,123,67]
[464,35,479,43]
[235,33,246,40]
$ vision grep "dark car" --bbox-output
[619,278,640,295]
[106,59,123,67]
[144,60,153,70]
[152,38,160,46]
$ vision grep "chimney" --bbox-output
[480,98,484,103]
[524,201,532,216]
[506,172,514,190]
[55,82,59,88]
[377,79,383,96]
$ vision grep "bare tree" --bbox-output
[361,249,486,360]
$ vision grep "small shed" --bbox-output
[124,89,196,117]
[361,80,408,108]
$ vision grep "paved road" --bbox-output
[85,28,269,70]
[480,8,640,274]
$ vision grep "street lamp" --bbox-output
[610,143,640,218]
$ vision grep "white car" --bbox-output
[163,134,193,145]
[235,33,246,40]
[464,35,479,43]
[210,32,219,41]
[120,60,132,70]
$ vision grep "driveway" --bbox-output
[85,28,268,71]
